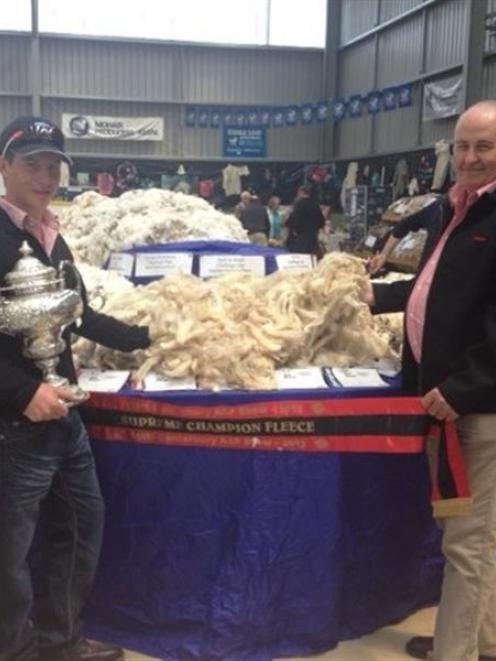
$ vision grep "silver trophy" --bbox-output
[0,241,88,403]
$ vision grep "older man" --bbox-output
[367,101,496,661]
[0,116,151,661]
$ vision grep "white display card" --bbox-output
[275,367,329,390]
[364,234,376,248]
[275,254,316,271]
[143,373,197,391]
[135,252,193,278]
[107,252,134,278]
[78,369,130,393]
[331,367,387,388]
[199,255,265,278]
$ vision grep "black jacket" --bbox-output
[240,202,270,236]
[372,192,496,415]
[286,197,325,254]
[0,208,150,420]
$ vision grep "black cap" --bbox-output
[0,116,72,165]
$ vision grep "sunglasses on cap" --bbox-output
[1,120,71,164]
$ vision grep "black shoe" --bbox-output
[405,636,433,660]
[405,636,496,661]
[39,639,124,661]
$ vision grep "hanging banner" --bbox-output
[367,91,382,115]
[285,106,299,126]
[185,107,197,127]
[301,104,315,125]
[272,109,285,128]
[210,109,221,128]
[235,109,247,127]
[348,95,363,118]
[223,127,266,158]
[198,108,210,128]
[223,109,235,127]
[382,87,398,111]
[260,109,271,127]
[332,98,346,121]
[316,101,330,122]
[423,75,462,121]
[398,82,414,108]
[247,109,260,127]
[62,114,163,141]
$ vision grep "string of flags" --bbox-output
[184,83,414,128]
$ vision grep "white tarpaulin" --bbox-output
[423,74,463,121]
[62,114,164,141]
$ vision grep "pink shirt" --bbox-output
[406,179,496,362]
[0,197,59,256]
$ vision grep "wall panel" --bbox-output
[340,0,379,45]
[0,35,30,93]
[376,15,423,87]
[379,0,424,23]
[339,38,376,96]
[335,116,372,159]
[425,0,467,71]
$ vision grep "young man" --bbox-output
[366,101,496,661]
[0,116,151,661]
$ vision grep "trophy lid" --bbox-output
[4,241,57,288]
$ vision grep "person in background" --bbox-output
[285,185,325,256]
[234,189,252,219]
[367,196,443,274]
[365,101,496,661]
[0,116,151,661]
[266,195,284,245]
[239,194,270,245]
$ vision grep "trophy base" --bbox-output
[45,374,89,405]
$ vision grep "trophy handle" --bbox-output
[59,260,83,297]
[0,294,14,335]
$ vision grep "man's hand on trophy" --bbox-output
[23,383,80,422]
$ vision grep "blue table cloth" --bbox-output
[81,388,443,660]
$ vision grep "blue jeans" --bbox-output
[0,411,104,661]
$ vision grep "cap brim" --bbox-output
[13,143,73,166]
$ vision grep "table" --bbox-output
[80,389,444,661]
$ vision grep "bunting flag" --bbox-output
[222,109,235,126]
[183,81,415,128]
[332,98,346,121]
[348,94,363,118]
[247,109,260,127]
[382,87,398,111]
[210,109,221,128]
[398,83,414,108]
[272,108,285,127]
[198,108,209,128]
[367,90,382,114]
[316,101,329,122]
[235,109,247,127]
[285,106,299,126]
[301,104,315,125]
[260,109,271,127]
[185,107,197,127]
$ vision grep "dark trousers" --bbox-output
[0,411,104,661]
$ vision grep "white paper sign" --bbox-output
[78,369,130,393]
[275,254,315,271]
[143,373,197,391]
[275,367,329,390]
[107,252,134,278]
[199,255,265,278]
[135,252,193,278]
[365,234,376,248]
[331,368,387,388]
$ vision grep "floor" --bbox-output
[121,605,436,660]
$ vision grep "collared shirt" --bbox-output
[406,178,496,363]
[0,197,59,256]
